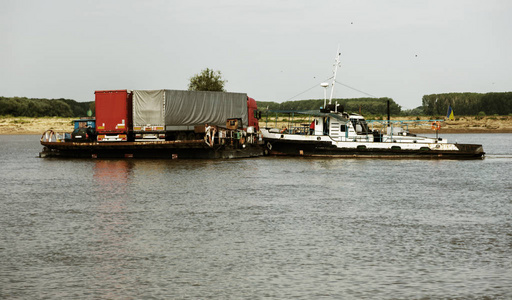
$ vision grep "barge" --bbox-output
[40,135,264,159]
[40,89,265,159]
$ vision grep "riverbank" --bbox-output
[1,116,512,135]
[392,116,512,133]
[0,117,74,135]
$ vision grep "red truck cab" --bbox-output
[247,97,260,131]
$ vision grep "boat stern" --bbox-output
[454,143,485,158]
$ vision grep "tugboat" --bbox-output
[261,49,485,159]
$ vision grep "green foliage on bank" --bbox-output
[259,91,512,117]
[3,91,510,118]
[422,92,512,116]
[257,97,401,115]
[400,106,424,116]
[0,97,94,117]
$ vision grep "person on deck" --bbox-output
[309,120,315,135]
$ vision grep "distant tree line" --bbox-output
[3,91,510,118]
[0,97,94,117]
[257,97,401,115]
[422,92,512,116]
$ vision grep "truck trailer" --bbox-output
[132,89,259,141]
[95,90,132,142]
[94,89,260,142]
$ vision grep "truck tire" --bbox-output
[177,132,187,141]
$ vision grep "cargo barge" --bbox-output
[40,89,265,159]
[40,138,264,159]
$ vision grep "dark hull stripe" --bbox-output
[265,139,485,159]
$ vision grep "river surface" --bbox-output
[1,134,511,299]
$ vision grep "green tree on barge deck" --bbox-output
[188,68,226,92]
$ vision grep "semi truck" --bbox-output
[94,89,260,142]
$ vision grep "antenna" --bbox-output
[328,45,341,105]
[321,82,329,108]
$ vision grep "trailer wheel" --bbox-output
[177,132,187,141]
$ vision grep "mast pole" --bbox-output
[329,45,341,105]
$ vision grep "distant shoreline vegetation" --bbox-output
[0,97,94,118]
[257,97,402,116]
[422,92,512,116]
[259,92,512,117]
[1,91,511,118]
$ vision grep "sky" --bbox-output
[1,0,511,109]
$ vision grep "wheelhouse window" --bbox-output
[350,118,369,134]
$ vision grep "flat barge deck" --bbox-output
[40,140,265,159]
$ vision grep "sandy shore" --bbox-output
[1,116,511,135]
[387,116,512,133]
[0,117,74,135]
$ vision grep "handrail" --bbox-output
[41,130,71,143]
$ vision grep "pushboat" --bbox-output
[261,50,485,159]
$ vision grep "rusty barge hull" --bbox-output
[40,140,265,159]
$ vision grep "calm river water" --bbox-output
[1,134,511,299]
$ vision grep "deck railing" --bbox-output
[41,130,71,143]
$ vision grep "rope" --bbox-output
[283,77,333,102]
[334,80,377,98]
[282,78,377,102]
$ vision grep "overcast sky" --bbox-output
[1,0,511,109]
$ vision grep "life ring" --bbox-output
[204,130,210,145]
[204,126,215,147]
[431,121,441,131]
[211,128,216,146]
[41,130,55,142]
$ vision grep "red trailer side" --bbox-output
[95,90,132,142]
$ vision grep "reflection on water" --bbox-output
[91,160,133,300]
[0,134,511,299]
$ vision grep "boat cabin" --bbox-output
[312,112,373,142]
[264,108,445,144]
[73,118,96,130]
